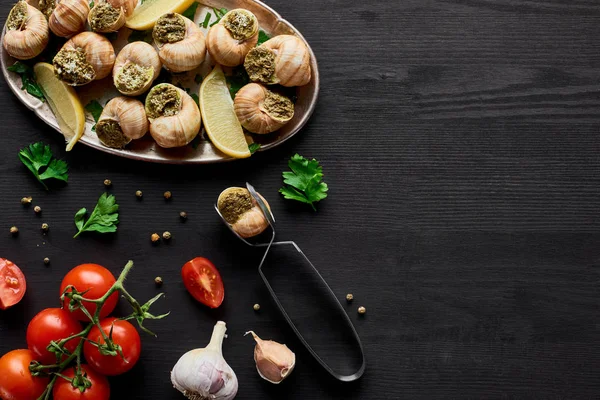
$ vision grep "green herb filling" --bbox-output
[264,90,294,120]
[153,13,186,44]
[218,188,253,224]
[7,1,28,31]
[53,48,96,85]
[89,2,121,32]
[96,119,130,149]
[223,10,257,41]
[39,0,56,19]
[145,84,181,119]
[244,47,276,84]
[116,63,152,93]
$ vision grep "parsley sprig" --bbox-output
[182,2,200,20]
[18,143,69,190]
[7,62,45,101]
[85,100,103,131]
[74,193,119,238]
[279,154,328,210]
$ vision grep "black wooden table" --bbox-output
[1,0,600,398]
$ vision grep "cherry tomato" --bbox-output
[0,258,26,310]
[182,257,225,308]
[26,308,82,364]
[0,349,49,400]
[60,264,119,321]
[84,318,141,376]
[52,365,110,400]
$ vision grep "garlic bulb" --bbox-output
[171,321,238,400]
[206,9,259,67]
[96,97,148,149]
[53,32,116,86]
[113,42,161,96]
[217,187,270,238]
[234,83,294,134]
[245,331,295,384]
[244,35,311,87]
[145,83,201,148]
[3,1,49,60]
[153,13,206,73]
[49,0,89,38]
[88,0,125,33]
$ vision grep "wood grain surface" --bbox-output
[1,0,600,399]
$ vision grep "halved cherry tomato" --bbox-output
[182,257,225,308]
[60,264,119,321]
[84,318,141,376]
[27,308,82,364]
[0,258,26,310]
[0,349,49,400]
[52,365,110,400]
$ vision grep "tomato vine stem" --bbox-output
[30,260,167,400]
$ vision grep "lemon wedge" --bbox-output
[34,63,85,151]
[125,0,197,30]
[200,65,250,159]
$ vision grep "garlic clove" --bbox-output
[246,331,296,384]
[3,1,49,61]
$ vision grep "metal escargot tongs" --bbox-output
[215,183,365,382]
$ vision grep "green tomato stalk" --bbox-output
[29,260,169,400]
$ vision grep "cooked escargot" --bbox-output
[113,42,161,96]
[96,97,148,149]
[49,0,89,38]
[3,1,49,60]
[153,13,207,73]
[244,35,311,87]
[217,187,270,239]
[206,9,259,67]
[53,32,116,86]
[88,0,137,32]
[145,83,201,148]
[234,83,294,134]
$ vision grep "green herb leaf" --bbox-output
[201,12,212,29]
[8,62,45,102]
[209,7,228,26]
[279,154,328,210]
[89,1,94,8]
[7,62,29,74]
[226,66,250,99]
[128,29,154,44]
[190,93,199,108]
[249,143,261,154]
[85,100,103,123]
[18,143,69,190]
[182,2,199,20]
[73,193,119,238]
[257,30,270,46]
[194,74,203,84]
